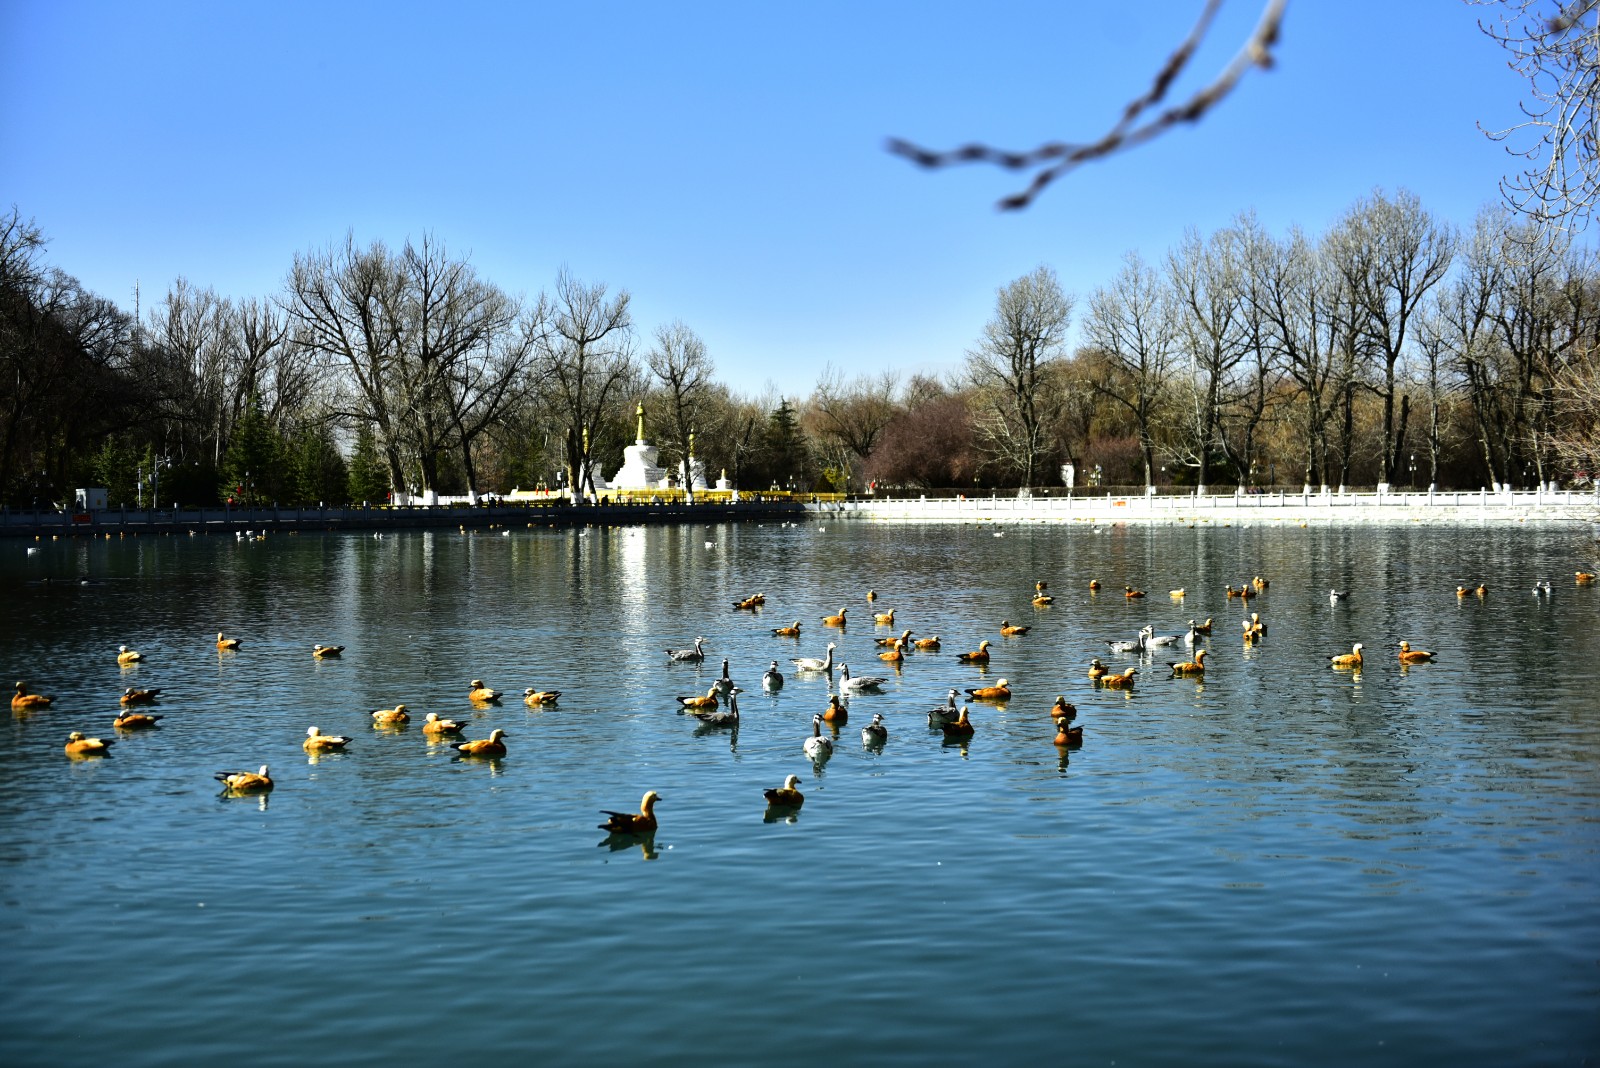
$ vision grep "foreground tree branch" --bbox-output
[887,0,1287,210]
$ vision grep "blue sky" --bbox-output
[1,1,1531,398]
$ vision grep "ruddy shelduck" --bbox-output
[956,639,992,663]
[1124,585,1146,599]
[771,620,802,637]
[873,608,895,625]
[874,628,912,647]
[523,687,561,705]
[822,694,848,723]
[678,686,722,710]
[965,678,1010,701]
[371,704,411,725]
[1087,579,1101,592]
[312,644,344,658]
[599,790,660,834]
[1087,658,1110,681]
[1098,667,1137,688]
[822,607,848,627]
[116,645,143,665]
[421,712,467,735]
[913,635,941,649]
[468,680,502,703]
[1033,581,1056,605]
[64,731,114,756]
[120,687,161,705]
[216,632,241,651]
[1192,618,1213,635]
[453,728,508,757]
[1050,696,1076,723]
[878,640,906,664]
[999,620,1030,636]
[764,775,805,807]
[1054,720,1084,746]
[1397,641,1436,664]
[1329,642,1364,669]
[113,710,162,729]
[215,765,273,792]
[303,726,352,752]
[1169,649,1206,676]
[11,681,52,711]
[941,706,975,738]
[1577,571,1596,585]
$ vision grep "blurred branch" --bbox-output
[887,0,1287,211]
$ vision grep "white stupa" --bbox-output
[607,403,667,490]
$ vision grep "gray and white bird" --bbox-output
[762,660,785,691]
[1140,624,1182,647]
[838,664,887,694]
[927,688,961,726]
[692,693,740,729]
[861,712,888,746]
[791,642,837,673]
[804,714,833,760]
[665,637,707,662]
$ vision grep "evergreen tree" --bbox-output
[347,422,390,505]
[220,394,284,505]
[763,398,811,491]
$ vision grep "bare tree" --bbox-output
[1326,189,1456,485]
[1477,0,1600,240]
[965,266,1074,487]
[537,269,636,501]
[1082,251,1176,486]
[1167,226,1250,490]
[645,319,714,473]
[805,364,901,491]
[1227,211,1288,486]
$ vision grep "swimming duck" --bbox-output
[1184,622,1200,646]
[1050,696,1076,723]
[1533,580,1553,597]
[120,687,161,705]
[733,594,762,611]
[215,765,273,792]
[1168,649,1207,676]
[1456,585,1469,598]
[965,678,1011,701]
[63,729,112,754]
[762,661,785,691]
[1192,618,1213,635]
[941,706,975,738]
[216,632,241,651]
[11,681,52,711]
[1329,589,1349,603]
[1577,571,1596,585]
[862,712,888,745]
[453,728,509,757]
[1033,581,1055,606]
[999,620,1031,636]
[523,687,561,705]
[1397,641,1436,664]
[665,637,707,662]
[1088,658,1110,681]
[1124,585,1146,599]
[875,628,913,647]
[873,608,896,625]
[1328,642,1364,669]
[113,710,162,729]
[1248,613,1266,636]
[771,620,802,637]
[303,726,352,752]
[822,607,848,627]
[468,680,502,703]
[878,639,907,664]
[1104,634,1144,654]
[912,635,942,650]
[312,644,344,658]
[421,712,467,735]
[692,693,740,729]
[1098,667,1137,688]
[790,642,837,673]
[804,715,833,759]
[1475,584,1488,597]
[866,589,877,601]
[1054,719,1084,746]
[764,774,805,807]
[956,639,993,663]
[599,790,660,834]
[371,704,411,725]
[1087,579,1101,592]
[116,645,144,665]
[1252,575,1269,590]
[678,685,722,710]
[712,659,740,700]
[927,689,961,726]
[1242,619,1261,645]
[839,664,887,694]
[1142,625,1182,647]
[822,694,848,723]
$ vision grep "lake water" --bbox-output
[2,520,1597,1066]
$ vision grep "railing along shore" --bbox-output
[805,486,1600,524]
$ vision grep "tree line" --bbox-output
[2,189,1596,510]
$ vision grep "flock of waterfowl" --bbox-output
[11,563,1596,843]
